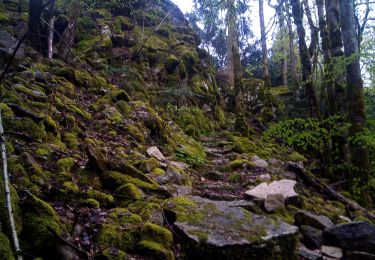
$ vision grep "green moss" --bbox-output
[110,208,142,226]
[163,196,204,224]
[43,115,58,133]
[22,194,62,255]
[63,132,79,149]
[114,183,144,200]
[141,223,173,247]
[165,55,179,73]
[0,12,10,22]
[116,100,132,115]
[150,167,166,176]
[103,106,123,123]
[0,232,14,260]
[126,124,146,144]
[128,201,161,221]
[172,106,213,137]
[288,152,307,162]
[96,224,123,250]
[139,158,159,173]
[102,248,126,260]
[137,240,174,260]
[187,229,209,243]
[87,189,114,207]
[63,181,79,193]
[228,173,244,183]
[5,117,46,140]
[229,159,255,170]
[36,145,52,157]
[95,8,112,20]
[0,179,22,234]
[0,103,14,118]
[80,198,100,208]
[104,171,159,191]
[57,157,75,173]
[111,16,133,33]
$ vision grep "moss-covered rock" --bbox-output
[139,157,159,173]
[80,198,100,208]
[141,222,173,247]
[87,188,114,207]
[229,159,256,170]
[114,183,144,200]
[21,194,62,257]
[137,240,175,260]
[0,232,14,260]
[56,157,75,173]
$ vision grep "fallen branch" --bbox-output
[288,162,375,220]
[0,109,23,260]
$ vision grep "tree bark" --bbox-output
[302,0,318,58]
[339,0,371,206]
[47,15,55,59]
[285,0,298,87]
[290,0,319,117]
[227,0,247,134]
[259,0,271,88]
[277,0,288,86]
[57,1,81,60]
[326,0,346,114]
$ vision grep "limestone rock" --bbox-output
[295,211,334,230]
[164,196,298,258]
[245,179,298,201]
[147,146,166,161]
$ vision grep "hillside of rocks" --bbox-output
[0,1,375,259]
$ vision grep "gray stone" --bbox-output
[245,179,298,201]
[0,30,25,58]
[323,221,375,254]
[298,246,322,260]
[295,211,334,230]
[164,196,298,258]
[322,245,343,259]
[264,194,285,213]
[300,225,323,249]
[252,155,269,168]
[203,171,224,181]
[147,146,166,161]
[347,251,375,260]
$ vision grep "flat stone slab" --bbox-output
[164,196,298,250]
[295,210,334,230]
[245,179,298,200]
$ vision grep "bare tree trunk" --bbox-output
[259,0,271,88]
[226,4,235,91]
[277,0,288,86]
[285,0,298,87]
[326,0,347,114]
[47,15,55,59]
[227,0,247,134]
[302,0,319,58]
[290,0,319,117]
[316,0,334,116]
[57,1,81,60]
[339,0,371,206]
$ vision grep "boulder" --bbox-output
[0,30,25,58]
[323,222,375,254]
[245,179,298,202]
[294,211,334,230]
[164,196,298,258]
[300,225,323,250]
[252,155,269,168]
[298,246,322,260]
[147,146,166,161]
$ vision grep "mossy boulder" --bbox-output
[141,222,173,247]
[139,157,159,173]
[21,194,62,257]
[137,240,175,260]
[114,183,144,200]
[0,232,14,260]
[87,188,114,207]
[229,159,256,170]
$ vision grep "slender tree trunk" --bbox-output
[326,0,347,114]
[57,1,81,60]
[339,0,371,206]
[285,0,298,87]
[277,0,288,86]
[316,0,334,116]
[226,5,235,91]
[302,0,319,58]
[290,0,319,117]
[47,15,55,59]
[227,0,247,134]
[259,0,271,88]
